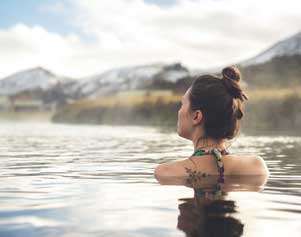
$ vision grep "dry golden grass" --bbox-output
[0,111,54,121]
[73,94,182,108]
[246,87,301,101]
[70,87,301,109]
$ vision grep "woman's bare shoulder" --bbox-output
[251,155,270,176]
[154,159,189,177]
[230,155,270,176]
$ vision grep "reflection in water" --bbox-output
[178,195,243,237]
[156,175,268,237]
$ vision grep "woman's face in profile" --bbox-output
[177,88,193,140]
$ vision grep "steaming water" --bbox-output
[0,123,300,236]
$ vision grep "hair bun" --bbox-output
[221,65,248,101]
[222,66,241,82]
[234,108,243,120]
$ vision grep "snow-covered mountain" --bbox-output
[0,67,75,96]
[241,31,301,66]
[0,63,190,99]
[2,30,300,99]
[69,63,190,98]
[239,30,301,87]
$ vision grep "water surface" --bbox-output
[0,123,300,236]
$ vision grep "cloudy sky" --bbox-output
[0,0,300,79]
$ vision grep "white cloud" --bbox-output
[0,0,300,78]
[0,24,84,78]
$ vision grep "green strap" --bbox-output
[211,149,223,169]
[192,150,207,156]
[192,148,223,169]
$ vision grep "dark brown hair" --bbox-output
[189,65,248,140]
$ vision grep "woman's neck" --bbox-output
[193,136,226,152]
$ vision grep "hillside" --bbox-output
[239,31,301,87]
[240,55,301,88]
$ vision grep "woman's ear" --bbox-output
[192,110,203,125]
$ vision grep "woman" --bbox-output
[155,66,269,178]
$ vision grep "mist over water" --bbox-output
[0,122,300,236]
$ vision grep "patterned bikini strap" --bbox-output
[191,148,227,183]
[211,149,225,183]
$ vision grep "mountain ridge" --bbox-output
[0,67,75,96]
[241,31,301,66]
[1,30,301,98]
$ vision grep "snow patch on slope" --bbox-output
[242,31,301,66]
[0,67,72,96]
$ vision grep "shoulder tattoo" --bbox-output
[185,167,210,184]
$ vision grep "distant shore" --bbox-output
[2,87,301,136]
[0,111,54,122]
[50,88,301,134]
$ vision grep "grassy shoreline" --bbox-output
[0,111,54,122]
[3,87,301,135]
[51,88,301,134]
